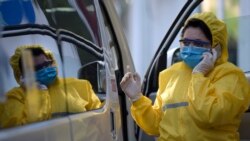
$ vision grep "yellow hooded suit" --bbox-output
[0,45,101,128]
[131,12,250,141]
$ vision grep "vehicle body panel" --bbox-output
[0,0,249,141]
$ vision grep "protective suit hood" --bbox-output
[185,12,228,65]
[10,45,56,84]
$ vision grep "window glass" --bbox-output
[59,36,106,102]
[0,0,104,129]
[38,0,102,46]
[0,26,63,128]
[0,30,60,99]
[41,0,105,111]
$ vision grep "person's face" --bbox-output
[180,27,211,49]
[33,54,53,71]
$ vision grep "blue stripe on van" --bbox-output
[162,102,189,111]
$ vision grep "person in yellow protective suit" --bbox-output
[0,45,101,128]
[120,12,250,141]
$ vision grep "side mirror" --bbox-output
[78,61,106,94]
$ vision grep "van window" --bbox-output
[37,0,102,47]
[0,0,105,129]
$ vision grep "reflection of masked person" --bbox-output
[120,12,250,141]
[35,66,57,86]
[0,45,101,128]
[10,45,57,87]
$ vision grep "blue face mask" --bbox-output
[35,66,57,86]
[180,46,210,68]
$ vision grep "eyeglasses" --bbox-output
[34,60,53,71]
[179,38,211,48]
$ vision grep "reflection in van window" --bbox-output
[60,39,106,102]
[0,45,101,128]
[37,0,102,46]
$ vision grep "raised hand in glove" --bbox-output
[20,76,48,90]
[193,44,221,75]
[120,72,142,102]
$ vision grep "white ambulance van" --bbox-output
[0,0,249,141]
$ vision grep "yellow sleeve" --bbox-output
[130,71,167,136]
[0,88,51,128]
[84,80,102,110]
[131,95,163,136]
[188,71,250,126]
[73,79,101,110]
[0,92,26,128]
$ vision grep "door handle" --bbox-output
[110,110,116,140]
